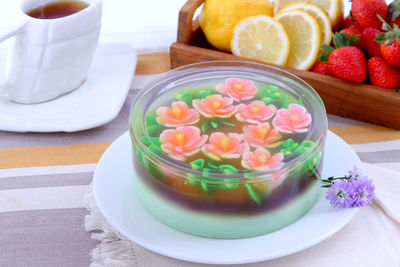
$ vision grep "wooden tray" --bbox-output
[170,0,400,130]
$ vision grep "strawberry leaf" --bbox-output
[393,10,400,22]
[318,44,334,62]
[348,35,359,46]
[332,32,346,47]
[333,32,358,48]
[320,44,334,53]
[394,24,400,39]
[375,32,387,43]
[375,15,400,45]
[390,0,400,21]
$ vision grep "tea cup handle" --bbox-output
[0,18,26,99]
[0,18,26,42]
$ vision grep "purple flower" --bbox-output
[352,177,375,207]
[326,180,356,208]
[347,166,362,182]
[325,166,375,208]
[348,165,361,177]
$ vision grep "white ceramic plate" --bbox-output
[93,130,360,265]
[0,42,136,132]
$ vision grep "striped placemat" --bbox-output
[1,52,399,266]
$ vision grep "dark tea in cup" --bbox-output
[27,1,88,19]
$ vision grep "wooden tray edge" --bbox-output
[170,42,400,130]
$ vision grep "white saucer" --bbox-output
[93,131,360,265]
[0,42,136,132]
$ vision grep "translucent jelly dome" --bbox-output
[130,61,327,180]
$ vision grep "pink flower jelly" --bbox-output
[129,61,328,239]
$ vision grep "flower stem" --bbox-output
[321,176,349,183]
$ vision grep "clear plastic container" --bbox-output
[129,61,328,239]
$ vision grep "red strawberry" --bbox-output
[343,14,359,28]
[352,0,388,29]
[329,47,367,83]
[375,15,400,68]
[362,27,383,57]
[381,40,400,68]
[311,61,332,75]
[319,33,367,83]
[368,57,400,89]
[387,0,400,28]
[340,25,365,50]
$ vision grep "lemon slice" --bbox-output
[274,0,343,30]
[231,15,290,65]
[199,0,274,52]
[274,10,321,70]
[280,3,332,45]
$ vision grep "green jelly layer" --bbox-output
[134,174,321,239]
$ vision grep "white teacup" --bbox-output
[0,0,102,104]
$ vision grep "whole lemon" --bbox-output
[199,0,273,52]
